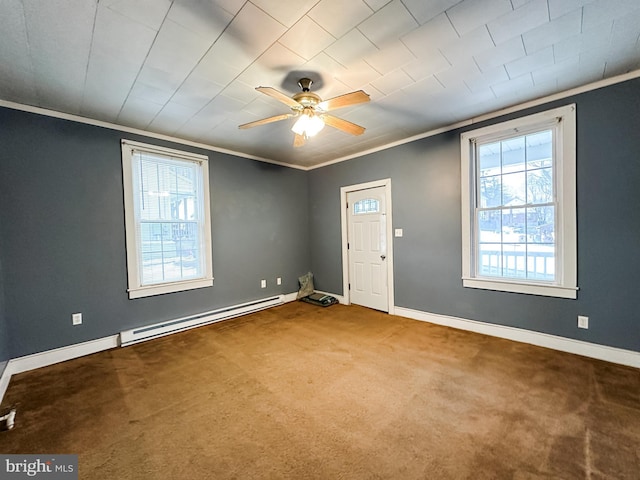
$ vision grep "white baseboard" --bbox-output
[283,292,299,303]
[0,335,119,406]
[8,336,120,376]
[395,307,640,369]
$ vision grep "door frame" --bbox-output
[340,178,395,314]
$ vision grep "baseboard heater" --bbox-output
[120,295,284,347]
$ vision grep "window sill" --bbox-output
[462,277,577,299]
[128,278,214,299]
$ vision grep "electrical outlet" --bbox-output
[72,313,82,326]
[276,277,282,285]
[578,315,589,329]
[261,279,267,288]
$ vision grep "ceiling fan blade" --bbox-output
[256,86,302,109]
[238,113,293,129]
[317,90,370,112]
[293,133,305,147]
[322,115,366,136]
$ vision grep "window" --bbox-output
[460,104,577,299]
[121,140,213,299]
[353,198,380,214]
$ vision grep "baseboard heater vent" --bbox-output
[120,295,284,347]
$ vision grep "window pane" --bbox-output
[527,167,553,204]
[478,142,501,176]
[353,198,380,214]
[502,244,526,279]
[477,243,502,277]
[502,171,526,206]
[478,175,502,208]
[478,210,501,243]
[526,130,552,168]
[501,135,525,172]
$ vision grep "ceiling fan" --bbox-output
[239,78,370,147]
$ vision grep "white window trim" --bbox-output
[460,104,577,299]
[121,140,213,299]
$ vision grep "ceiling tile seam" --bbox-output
[114,3,173,124]
[399,0,420,26]
[514,36,527,78]
[79,3,101,115]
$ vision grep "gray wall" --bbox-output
[0,108,310,358]
[309,77,640,353]
[0,215,8,372]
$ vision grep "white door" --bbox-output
[347,186,388,312]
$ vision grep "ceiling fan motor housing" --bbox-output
[293,78,321,108]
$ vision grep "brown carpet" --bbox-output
[0,302,639,479]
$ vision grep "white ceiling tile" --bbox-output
[522,9,582,54]
[364,41,416,74]
[129,81,174,104]
[82,50,139,118]
[117,96,165,129]
[402,49,450,81]
[440,26,495,64]
[582,0,640,32]
[474,36,526,72]
[611,9,640,46]
[335,60,381,89]
[171,74,224,109]
[435,61,480,89]
[326,29,377,66]
[213,0,245,16]
[167,0,233,42]
[304,52,349,80]
[148,101,201,134]
[363,0,393,11]
[505,46,554,78]
[255,42,307,70]
[464,65,509,92]
[279,16,336,60]
[0,0,32,73]
[552,23,612,62]
[145,19,213,74]
[547,0,596,20]
[251,0,318,27]
[401,13,459,55]
[401,0,461,25]
[224,2,288,57]
[531,56,580,85]
[137,65,186,92]
[370,69,414,94]
[92,5,157,65]
[490,72,534,97]
[308,0,373,38]
[446,0,512,36]
[487,0,549,45]
[105,0,172,31]
[358,0,418,48]
[401,75,444,98]
[22,0,97,113]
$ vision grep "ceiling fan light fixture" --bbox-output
[291,110,325,138]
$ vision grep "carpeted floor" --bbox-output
[0,302,639,479]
